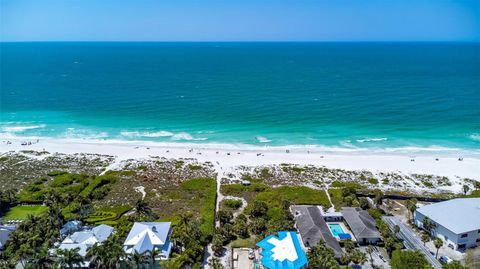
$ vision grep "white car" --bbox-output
[248,249,255,260]
[439,256,453,264]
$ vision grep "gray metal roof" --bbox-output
[92,224,115,242]
[341,208,381,240]
[291,205,343,258]
[0,226,15,249]
[60,220,82,236]
[58,224,114,256]
[0,229,12,249]
[416,198,480,234]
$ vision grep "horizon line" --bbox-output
[1,40,479,43]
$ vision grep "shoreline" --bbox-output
[1,137,479,181]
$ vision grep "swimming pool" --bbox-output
[328,223,345,237]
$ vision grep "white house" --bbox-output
[415,198,480,250]
[0,225,16,252]
[57,224,114,256]
[123,222,172,260]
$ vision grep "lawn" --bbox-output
[230,237,258,248]
[3,205,48,220]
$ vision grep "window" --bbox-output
[461,234,468,238]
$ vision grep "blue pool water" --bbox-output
[1,42,479,155]
[328,223,345,237]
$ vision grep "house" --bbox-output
[57,224,114,257]
[291,205,343,258]
[256,231,308,269]
[60,220,82,236]
[0,225,16,251]
[123,222,172,260]
[415,198,480,250]
[322,211,343,222]
[341,208,381,245]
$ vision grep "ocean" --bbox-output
[1,42,479,155]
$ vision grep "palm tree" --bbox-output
[55,248,84,269]
[147,248,162,269]
[350,249,367,266]
[18,243,34,268]
[0,259,17,269]
[26,214,38,227]
[343,239,355,252]
[406,198,417,223]
[308,240,341,269]
[47,205,64,229]
[366,245,374,267]
[373,189,384,208]
[172,212,193,253]
[393,225,400,237]
[208,257,224,269]
[434,237,443,258]
[340,254,351,266]
[25,248,53,269]
[160,258,184,269]
[135,199,152,217]
[462,184,470,195]
[27,234,43,250]
[421,233,430,246]
[44,191,62,208]
[422,217,436,237]
[86,243,106,269]
[128,250,149,269]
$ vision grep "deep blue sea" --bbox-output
[1,42,479,153]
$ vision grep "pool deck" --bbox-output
[327,221,356,241]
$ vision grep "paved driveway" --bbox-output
[359,246,391,269]
[233,248,254,269]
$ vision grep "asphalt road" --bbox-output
[383,216,442,269]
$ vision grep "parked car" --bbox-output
[439,256,453,264]
[248,249,255,260]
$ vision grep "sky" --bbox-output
[1,0,479,42]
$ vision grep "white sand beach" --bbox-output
[1,138,479,183]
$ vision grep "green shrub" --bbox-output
[79,174,117,198]
[188,164,203,170]
[368,178,379,185]
[180,178,217,240]
[291,167,305,173]
[331,181,363,189]
[50,173,87,188]
[224,199,243,209]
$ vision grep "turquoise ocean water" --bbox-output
[1,42,479,154]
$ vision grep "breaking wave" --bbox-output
[1,124,46,132]
[171,132,208,141]
[256,136,272,143]
[356,137,388,143]
[120,131,174,138]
